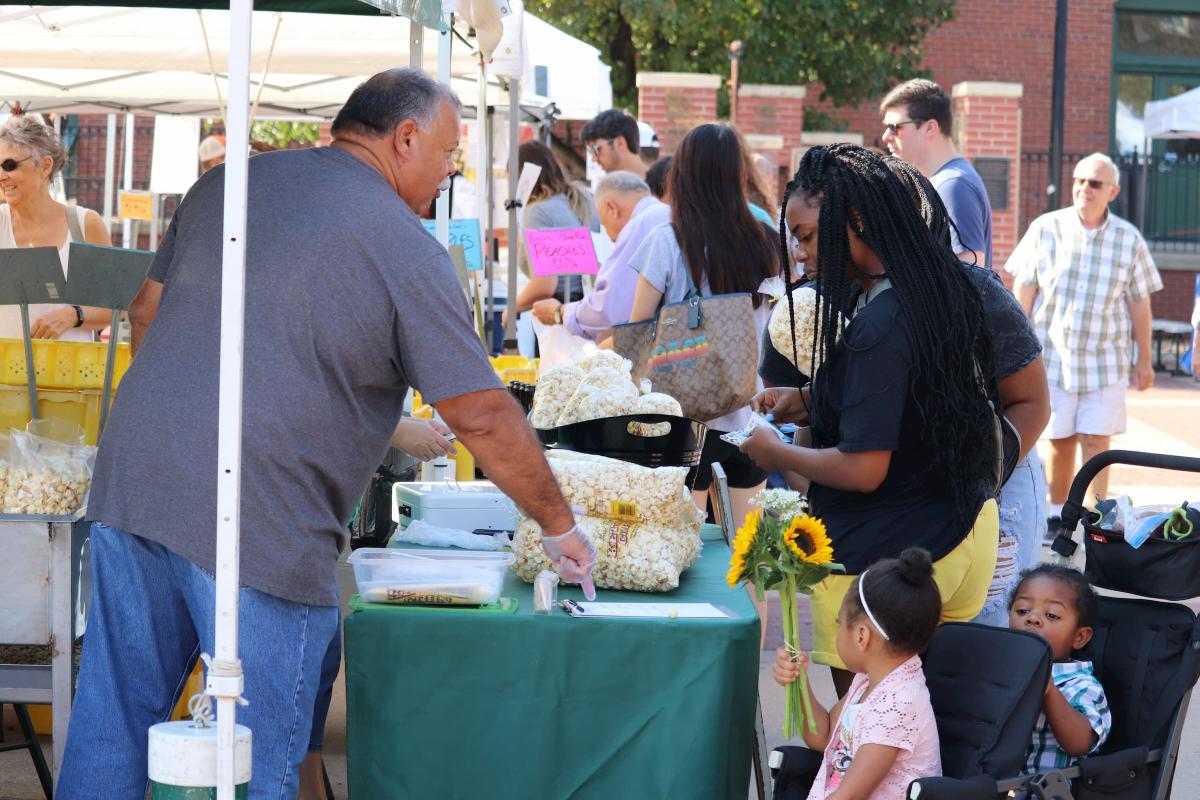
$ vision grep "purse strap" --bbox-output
[65,203,85,244]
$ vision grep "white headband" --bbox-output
[858,569,890,641]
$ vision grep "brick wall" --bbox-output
[68,114,155,209]
[951,82,1023,269]
[636,72,721,155]
[1153,269,1200,324]
[805,0,1114,156]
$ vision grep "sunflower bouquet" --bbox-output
[727,493,840,738]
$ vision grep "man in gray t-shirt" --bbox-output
[59,69,596,800]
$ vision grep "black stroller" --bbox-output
[772,450,1200,800]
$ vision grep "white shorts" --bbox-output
[1047,382,1127,439]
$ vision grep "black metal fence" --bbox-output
[1020,151,1200,253]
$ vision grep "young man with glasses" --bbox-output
[880,79,993,268]
[1005,153,1162,525]
[580,109,647,178]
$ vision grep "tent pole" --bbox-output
[504,78,519,350]
[409,19,423,70]
[435,13,451,246]
[103,114,116,235]
[478,57,493,346]
[121,113,134,248]
[212,0,254,797]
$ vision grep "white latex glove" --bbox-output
[541,524,597,601]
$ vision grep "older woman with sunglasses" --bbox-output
[0,115,111,340]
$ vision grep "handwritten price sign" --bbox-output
[524,227,600,276]
[422,219,484,271]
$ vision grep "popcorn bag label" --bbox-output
[603,520,639,559]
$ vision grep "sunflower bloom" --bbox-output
[783,516,834,565]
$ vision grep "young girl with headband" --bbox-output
[773,548,943,798]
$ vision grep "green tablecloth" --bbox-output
[345,524,761,799]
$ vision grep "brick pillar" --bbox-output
[318,122,334,146]
[636,72,721,155]
[736,84,806,172]
[951,81,1024,275]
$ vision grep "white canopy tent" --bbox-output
[0,4,611,118]
[1144,85,1200,140]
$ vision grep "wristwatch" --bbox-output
[71,305,84,328]
[553,305,563,325]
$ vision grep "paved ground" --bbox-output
[2,375,1197,799]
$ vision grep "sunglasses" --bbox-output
[883,119,923,135]
[586,138,614,158]
[0,156,32,173]
[1073,177,1111,190]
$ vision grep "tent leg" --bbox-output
[121,113,134,248]
[504,78,519,351]
[409,19,423,70]
[103,114,117,235]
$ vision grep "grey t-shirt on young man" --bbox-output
[87,147,501,606]
[932,156,993,268]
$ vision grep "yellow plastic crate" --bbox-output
[0,385,104,445]
[0,338,130,391]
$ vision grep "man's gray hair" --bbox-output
[0,115,67,178]
[1077,152,1120,188]
[595,171,650,199]
[331,68,461,138]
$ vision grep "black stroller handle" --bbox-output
[1061,450,1200,530]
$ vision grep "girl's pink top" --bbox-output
[807,654,941,800]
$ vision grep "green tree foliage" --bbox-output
[524,0,955,116]
[249,120,320,149]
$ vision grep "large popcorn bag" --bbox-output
[3,426,96,516]
[544,450,702,529]
[529,363,584,428]
[513,450,704,593]
[513,516,703,593]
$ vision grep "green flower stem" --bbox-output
[779,574,809,740]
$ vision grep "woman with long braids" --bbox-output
[625,122,780,524]
[881,157,1050,627]
[740,143,1000,694]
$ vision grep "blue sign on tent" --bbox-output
[422,219,484,272]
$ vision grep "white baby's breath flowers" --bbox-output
[753,488,809,524]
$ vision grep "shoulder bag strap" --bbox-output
[65,203,85,244]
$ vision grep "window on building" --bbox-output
[1117,12,1200,60]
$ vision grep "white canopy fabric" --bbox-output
[1144,86,1200,140]
[0,4,611,119]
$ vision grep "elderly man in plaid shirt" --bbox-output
[1006,153,1162,517]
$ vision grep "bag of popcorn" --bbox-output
[554,368,640,427]
[545,450,703,529]
[512,515,703,593]
[4,428,95,517]
[768,284,841,378]
[529,363,586,429]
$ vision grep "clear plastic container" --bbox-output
[347,548,514,606]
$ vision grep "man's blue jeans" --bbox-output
[58,523,339,800]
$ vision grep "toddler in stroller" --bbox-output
[1007,565,1111,775]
